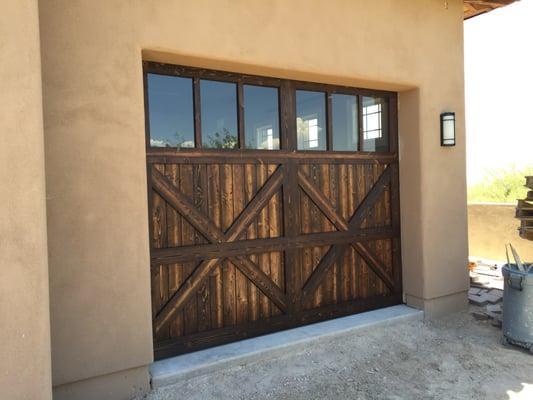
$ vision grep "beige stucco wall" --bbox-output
[38,0,468,394]
[468,203,533,262]
[0,1,52,399]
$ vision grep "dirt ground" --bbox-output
[139,306,533,400]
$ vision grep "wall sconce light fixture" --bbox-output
[440,112,455,147]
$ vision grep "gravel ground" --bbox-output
[138,306,533,400]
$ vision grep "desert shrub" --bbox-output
[468,165,533,203]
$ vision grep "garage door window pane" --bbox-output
[362,96,389,152]
[332,94,358,151]
[147,73,194,148]
[201,80,238,149]
[296,90,326,151]
[244,85,280,150]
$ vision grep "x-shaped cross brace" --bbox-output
[152,165,287,334]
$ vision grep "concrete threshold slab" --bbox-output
[150,304,423,389]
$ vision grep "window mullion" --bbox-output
[326,92,333,151]
[389,94,398,153]
[237,81,245,149]
[280,80,296,151]
[193,77,202,148]
[358,94,364,151]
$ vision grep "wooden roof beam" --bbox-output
[464,0,517,20]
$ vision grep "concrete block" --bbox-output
[469,294,488,306]
[150,305,423,389]
[469,293,502,306]
[471,312,489,320]
[486,310,502,321]
[485,294,502,304]
[486,304,502,314]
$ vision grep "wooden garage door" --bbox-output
[144,62,402,360]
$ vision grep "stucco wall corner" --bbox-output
[0,0,52,398]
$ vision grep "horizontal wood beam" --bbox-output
[150,227,398,265]
[147,149,397,165]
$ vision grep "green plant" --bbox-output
[468,165,533,203]
[206,128,238,149]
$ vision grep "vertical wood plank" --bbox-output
[207,164,223,328]
[283,159,302,317]
[268,164,282,315]
[281,82,301,317]
[374,163,384,295]
[233,164,248,324]
[320,163,333,304]
[180,164,198,335]
[195,164,211,331]
[330,164,340,304]
[365,164,377,296]
[257,163,271,318]
[357,164,368,299]
[310,164,320,235]
[300,164,312,296]
[152,164,169,340]
[390,162,402,297]
[338,164,350,302]
[166,164,184,337]
[221,164,236,327]
[347,164,357,299]
[245,164,259,321]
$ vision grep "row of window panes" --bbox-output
[147,73,389,152]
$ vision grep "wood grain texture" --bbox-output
[145,62,402,359]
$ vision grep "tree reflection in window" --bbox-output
[205,128,238,149]
[200,80,238,149]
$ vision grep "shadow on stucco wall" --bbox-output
[468,203,533,262]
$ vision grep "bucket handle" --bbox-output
[508,273,523,291]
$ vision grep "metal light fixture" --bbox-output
[440,112,456,146]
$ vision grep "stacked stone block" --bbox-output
[516,176,533,240]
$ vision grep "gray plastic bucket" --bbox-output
[502,264,533,352]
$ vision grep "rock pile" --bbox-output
[469,287,503,327]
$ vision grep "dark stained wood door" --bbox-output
[145,64,402,360]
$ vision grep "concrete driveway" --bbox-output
[138,306,533,400]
